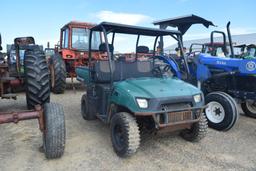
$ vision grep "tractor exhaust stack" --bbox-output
[227,22,234,57]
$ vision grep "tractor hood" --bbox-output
[114,77,201,99]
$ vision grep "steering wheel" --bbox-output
[151,55,182,79]
[152,63,174,78]
[152,65,163,77]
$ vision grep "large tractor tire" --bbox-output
[205,92,237,131]
[50,53,66,94]
[81,94,97,120]
[180,113,208,142]
[241,100,256,118]
[215,92,239,130]
[110,112,140,158]
[43,103,65,159]
[24,50,50,109]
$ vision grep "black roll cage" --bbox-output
[88,22,188,85]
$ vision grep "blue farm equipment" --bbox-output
[154,15,256,131]
[193,23,256,126]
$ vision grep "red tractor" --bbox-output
[0,34,65,159]
[51,21,102,93]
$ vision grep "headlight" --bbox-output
[193,94,202,103]
[136,98,148,108]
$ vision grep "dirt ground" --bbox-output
[0,81,255,171]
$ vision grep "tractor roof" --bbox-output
[153,14,215,35]
[91,22,181,36]
[62,21,96,29]
[14,37,35,45]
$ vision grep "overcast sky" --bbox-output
[1,0,255,51]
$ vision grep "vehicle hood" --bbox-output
[114,77,201,99]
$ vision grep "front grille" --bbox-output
[161,103,191,111]
[156,103,195,124]
[168,111,193,123]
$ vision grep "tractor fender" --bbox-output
[196,64,211,81]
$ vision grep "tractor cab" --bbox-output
[51,21,102,93]
[78,22,207,157]
[59,21,102,62]
[45,48,55,57]
[7,37,43,77]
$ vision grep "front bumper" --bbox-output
[135,105,206,129]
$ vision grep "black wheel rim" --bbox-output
[113,124,125,151]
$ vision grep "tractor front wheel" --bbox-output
[24,49,50,109]
[241,101,256,118]
[43,103,65,159]
[110,112,140,157]
[205,92,237,131]
[50,53,66,94]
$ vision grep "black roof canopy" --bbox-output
[153,14,215,35]
[91,22,182,36]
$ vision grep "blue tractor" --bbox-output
[154,15,256,131]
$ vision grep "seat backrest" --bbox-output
[121,61,154,79]
[136,46,149,54]
[92,60,121,83]
[99,43,114,53]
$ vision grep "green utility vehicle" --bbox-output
[77,22,207,157]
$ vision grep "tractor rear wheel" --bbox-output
[180,113,208,142]
[241,101,256,118]
[205,92,237,131]
[50,53,66,94]
[24,50,50,109]
[110,112,140,157]
[43,103,65,159]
